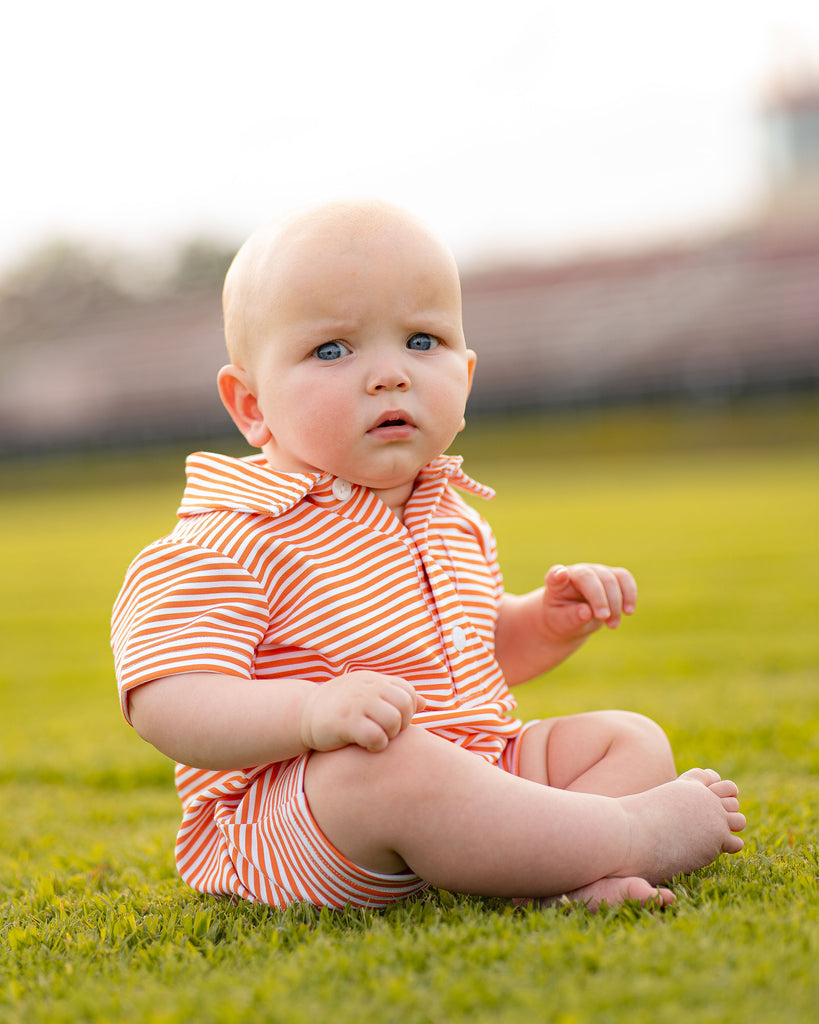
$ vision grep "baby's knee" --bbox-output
[612,710,675,770]
[609,709,670,744]
[614,709,667,738]
[306,725,445,804]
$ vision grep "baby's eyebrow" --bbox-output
[297,317,359,341]
[406,309,460,329]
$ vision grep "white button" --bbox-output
[332,478,352,501]
[452,626,467,652]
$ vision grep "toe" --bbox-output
[679,767,721,786]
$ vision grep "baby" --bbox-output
[111,199,745,911]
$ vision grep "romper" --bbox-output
[112,452,530,907]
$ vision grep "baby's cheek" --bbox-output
[302,397,358,453]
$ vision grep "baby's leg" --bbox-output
[517,768,743,911]
[515,711,688,909]
[304,727,744,902]
[518,710,677,797]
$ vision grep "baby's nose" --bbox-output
[373,377,409,392]
[368,362,410,393]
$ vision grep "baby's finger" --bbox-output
[386,676,426,717]
[611,566,638,615]
[358,688,420,748]
[544,564,575,596]
[370,699,407,741]
[568,564,618,622]
[586,565,635,627]
[362,678,421,736]
[596,567,626,626]
[351,717,391,752]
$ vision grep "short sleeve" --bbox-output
[111,540,270,723]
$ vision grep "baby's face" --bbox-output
[238,206,476,508]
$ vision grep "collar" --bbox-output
[177,452,494,519]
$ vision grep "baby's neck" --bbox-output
[371,482,414,522]
[257,445,415,522]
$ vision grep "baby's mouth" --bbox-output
[368,411,417,436]
[371,410,415,429]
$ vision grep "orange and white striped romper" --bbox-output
[112,451,528,907]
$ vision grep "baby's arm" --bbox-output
[494,563,637,686]
[129,670,425,769]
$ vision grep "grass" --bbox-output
[1,398,818,1023]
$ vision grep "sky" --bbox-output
[4,0,819,276]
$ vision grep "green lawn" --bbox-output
[2,400,818,1023]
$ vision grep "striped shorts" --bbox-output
[217,724,537,909]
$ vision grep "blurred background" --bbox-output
[1,0,819,454]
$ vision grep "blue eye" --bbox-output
[314,341,346,361]
[407,333,438,351]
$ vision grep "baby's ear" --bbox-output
[217,365,272,448]
[466,349,477,394]
[456,351,477,434]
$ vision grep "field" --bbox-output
[1,400,818,1023]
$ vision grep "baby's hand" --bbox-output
[541,563,637,642]
[298,671,426,753]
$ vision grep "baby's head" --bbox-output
[222,200,461,372]
[217,200,476,512]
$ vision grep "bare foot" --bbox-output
[516,875,676,913]
[618,767,746,884]
[516,768,743,913]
